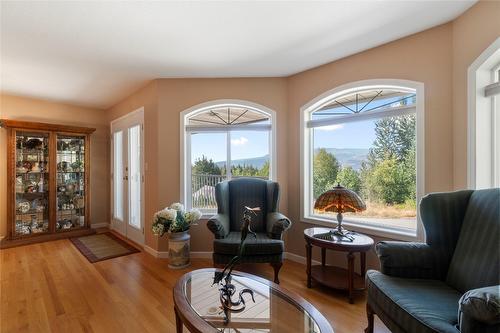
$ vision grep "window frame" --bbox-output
[467,37,500,190]
[180,99,277,216]
[300,79,425,241]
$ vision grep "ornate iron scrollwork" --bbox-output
[213,206,259,324]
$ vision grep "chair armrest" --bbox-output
[459,286,500,328]
[376,241,439,279]
[207,214,229,239]
[266,212,291,240]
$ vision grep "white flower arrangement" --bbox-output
[170,202,184,211]
[184,209,202,224]
[151,203,202,236]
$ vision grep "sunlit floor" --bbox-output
[0,237,390,333]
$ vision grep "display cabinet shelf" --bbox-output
[0,119,96,248]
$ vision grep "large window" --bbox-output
[301,81,424,239]
[182,101,275,214]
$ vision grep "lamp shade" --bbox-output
[314,184,366,213]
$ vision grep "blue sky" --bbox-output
[191,120,376,165]
[191,130,269,163]
[313,119,376,150]
[190,92,415,164]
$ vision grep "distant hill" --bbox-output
[318,148,369,171]
[216,155,269,169]
[216,148,369,171]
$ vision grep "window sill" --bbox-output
[301,215,418,242]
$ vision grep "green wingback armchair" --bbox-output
[366,188,500,333]
[207,177,291,284]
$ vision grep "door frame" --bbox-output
[110,107,145,245]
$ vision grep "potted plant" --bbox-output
[152,203,202,269]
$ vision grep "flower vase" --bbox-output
[168,231,190,269]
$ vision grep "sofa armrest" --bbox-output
[459,286,500,330]
[266,212,291,240]
[207,214,229,239]
[376,241,440,279]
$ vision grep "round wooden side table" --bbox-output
[304,227,374,303]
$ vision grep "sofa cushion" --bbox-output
[367,270,462,333]
[459,285,500,325]
[228,178,268,232]
[213,232,284,256]
[446,188,500,293]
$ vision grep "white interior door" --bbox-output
[111,108,145,245]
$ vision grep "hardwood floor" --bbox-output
[0,238,390,333]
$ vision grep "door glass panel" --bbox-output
[128,125,141,229]
[15,131,50,236]
[113,131,124,221]
[56,135,85,231]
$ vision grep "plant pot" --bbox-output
[168,231,190,269]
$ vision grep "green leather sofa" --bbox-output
[366,188,500,333]
[207,177,291,284]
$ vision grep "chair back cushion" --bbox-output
[419,190,473,280]
[446,188,500,292]
[228,178,268,232]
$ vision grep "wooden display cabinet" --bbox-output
[1,119,96,248]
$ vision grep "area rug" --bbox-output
[70,232,140,263]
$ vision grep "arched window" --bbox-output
[301,80,424,240]
[181,100,276,214]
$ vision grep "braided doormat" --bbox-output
[70,232,140,263]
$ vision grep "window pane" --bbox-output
[191,132,227,210]
[312,114,416,231]
[230,130,270,179]
[128,125,141,229]
[113,131,123,221]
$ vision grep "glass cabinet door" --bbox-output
[14,131,50,236]
[56,134,86,231]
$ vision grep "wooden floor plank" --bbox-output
[0,239,390,333]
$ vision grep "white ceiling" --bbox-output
[0,1,476,109]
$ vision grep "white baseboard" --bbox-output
[143,245,169,258]
[284,252,320,265]
[91,222,110,229]
[142,248,313,265]
[143,247,212,259]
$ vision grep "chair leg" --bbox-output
[365,302,374,333]
[270,262,283,284]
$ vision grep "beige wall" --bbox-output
[0,93,109,237]
[1,2,496,268]
[106,78,288,252]
[452,1,500,189]
[286,23,455,267]
[106,81,159,249]
[155,78,288,252]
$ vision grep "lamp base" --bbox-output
[334,212,355,241]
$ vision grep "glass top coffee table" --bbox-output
[173,268,333,333]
